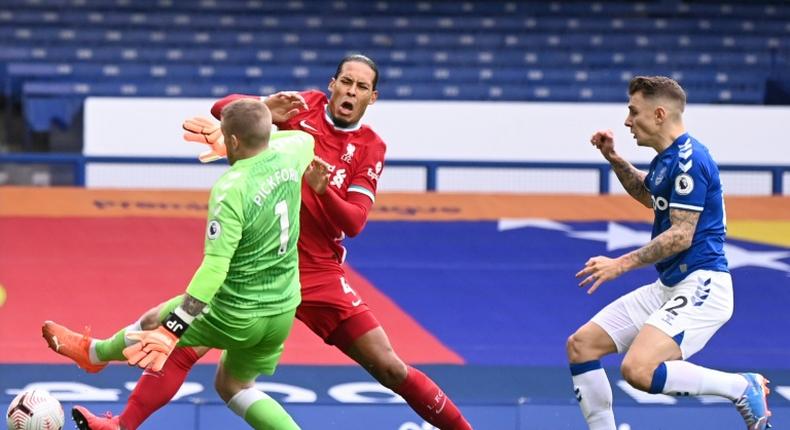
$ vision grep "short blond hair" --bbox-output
[629,76,687,112]
[221,99,272,148]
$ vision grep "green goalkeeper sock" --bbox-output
[229,389,300,430]
[244,397,300,430]
[93,321,141,362]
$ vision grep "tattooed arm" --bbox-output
[576,208,700,294]
[590,129,652,208]
[609,155,652,208]
[620,208,699,268]
[155,254,230,338]
[123,288,213,371]
[180,294,207,317]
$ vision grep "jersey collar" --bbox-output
[324,105,362,132]
[670,132,690,150]
[657,132,690,157]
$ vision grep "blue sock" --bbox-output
[649,362,668,394]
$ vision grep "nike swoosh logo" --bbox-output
[435,395,448,414]
[51,335,62,352]
[351,299,362,307]
[300,120,318,132]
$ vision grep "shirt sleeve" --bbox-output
[298,90,328,109]
[183,179,244,303]
[185,254,230,304]
[317,189,373,237]
[273,90,327,129]
[669,152,709,212]
[211,94,262,120]
[347,138,386,203]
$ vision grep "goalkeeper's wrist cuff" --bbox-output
[162,307,195,338]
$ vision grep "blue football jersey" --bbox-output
[644,132,729,286]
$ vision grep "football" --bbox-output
[6,390,64,430]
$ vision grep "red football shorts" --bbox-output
[296,269,381,350]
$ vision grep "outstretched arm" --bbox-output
[576,208,700,294]
[211,92,306,123]
[211,94,258,119]
[123,254,230,371]
[124,182,241,372]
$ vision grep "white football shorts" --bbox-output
[591,270,733,359]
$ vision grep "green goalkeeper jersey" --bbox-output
[200,130,314,319]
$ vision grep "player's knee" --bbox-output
[214,383,232,403]
[213,376,226,401]
[566,334,579,361]
[213,366,249,403]
[369,355,407,389]
[620,359,653,392]
[566,332,591,363]
[214,374,241,403]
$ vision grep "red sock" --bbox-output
[393,366,472,430]
[118,347,199,430]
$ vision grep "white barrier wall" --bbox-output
[84,97,790,192]
[84,98,217,158]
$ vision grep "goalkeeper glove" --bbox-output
[123,309,192,372]
[183,116,226,163]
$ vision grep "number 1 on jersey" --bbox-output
[274,200,290,255]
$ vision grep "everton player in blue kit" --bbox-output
[567,76,771,430]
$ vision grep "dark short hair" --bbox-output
[628,76,687,112]
[221,99,271,148]
[334,54,379,90]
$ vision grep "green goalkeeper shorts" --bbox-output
[160,295,296,381]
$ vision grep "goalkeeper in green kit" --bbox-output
[75,99,314,429]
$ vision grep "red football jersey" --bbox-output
[277,90,387,272]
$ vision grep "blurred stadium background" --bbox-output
[1,0,789,429]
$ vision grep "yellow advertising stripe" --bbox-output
[727,221,790,248]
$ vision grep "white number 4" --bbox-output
[340,277,362,307]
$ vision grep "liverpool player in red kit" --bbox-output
[43,55,473,430]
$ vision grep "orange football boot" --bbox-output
[42,320,107,373]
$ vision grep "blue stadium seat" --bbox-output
[2,0,781,123]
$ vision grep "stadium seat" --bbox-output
[2,0,785,133]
